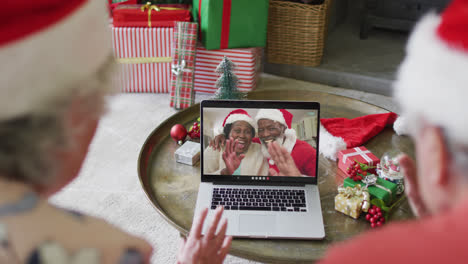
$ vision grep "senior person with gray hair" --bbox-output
[0,1,230,263]
[319,0,468,263]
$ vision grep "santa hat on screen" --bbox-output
[319,113,399,160]
[0,0,112,121]
[217,109,256,135]
[393,0,468,145]
[255,109,297,154]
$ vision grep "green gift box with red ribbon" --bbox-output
[192,0,269,50]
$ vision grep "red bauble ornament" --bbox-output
[170,124,187,145]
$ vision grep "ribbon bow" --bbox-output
[338,185,370,212]
[362,174,393,202]
[141,2,186,27]
[171,60,192,76]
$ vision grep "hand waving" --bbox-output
[222,138,245,175]
[398,154,429,217]
[177,207,232,264]
[267,142,301,177]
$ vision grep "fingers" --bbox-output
[218,236,233,260]
[238,154,245,161]
[205,206,224,240]
[189,207,208,241]
[399,154,428,217]
[230,137,236,154]
[214,218,228,246]
[269,168,279,176]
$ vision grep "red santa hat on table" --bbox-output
[393,0,468,146]
[0,0,112,121]
[320,113,398,160]
[222,109,256,129]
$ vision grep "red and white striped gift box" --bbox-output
[112,27,173,93]
[194,45,262,94]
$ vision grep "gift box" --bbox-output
[175,141,201,165]
[194,45,262,94]
[112,27,173,93]
[335,185,370,219]
[192,0,269,50]
[113,3,191,28]
[343,176,397,206]
[170,22,198,109]
[338,147,380,176]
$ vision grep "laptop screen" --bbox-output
[201,100,320,185]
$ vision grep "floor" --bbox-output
[264,1,410,96]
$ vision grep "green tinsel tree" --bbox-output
[214,56,245,100]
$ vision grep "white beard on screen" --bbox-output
[260,129,297,159]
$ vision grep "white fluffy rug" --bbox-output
[50,92,260,264]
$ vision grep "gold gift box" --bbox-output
[334,185,370,219]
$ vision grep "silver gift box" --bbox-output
[174,141,200,165]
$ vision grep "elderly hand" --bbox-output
[177,207,232,264]
[267,142,301,177]
[399,154,429,217]
[222,138,245,175]
[209,134,227,151]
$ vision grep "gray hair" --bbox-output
[0,56,117,187]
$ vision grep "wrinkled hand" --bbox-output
[268,142,301,177]
[177,207,232,264]
[209,134,227,151]
[399,154,429,218]
[222,138,245,175]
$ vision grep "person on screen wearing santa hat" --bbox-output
[254,109,317,177]
[204,109,269,176]
[0,1,230,263]
[320,0,468,263]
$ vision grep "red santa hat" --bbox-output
[319,113,398,160]
[222,109,256,129]
[0,0,112,121]
[393,0,468,145]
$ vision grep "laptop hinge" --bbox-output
[212,181,306,187]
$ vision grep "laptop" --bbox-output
[194,100,325,239]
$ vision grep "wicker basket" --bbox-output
[266,0,331,67]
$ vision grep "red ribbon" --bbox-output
[220,0,232,49]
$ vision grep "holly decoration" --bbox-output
[188,117,201,139]
[170,124,188,145]
[365,205,386,228]
[346,160,377,182]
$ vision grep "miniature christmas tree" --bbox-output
[214,56,245,100]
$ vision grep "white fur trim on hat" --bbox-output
[394,13,468,144]
[255,109,287,128]
[0,0,112,121]
[318,124,347,161]
[224,113,256,129]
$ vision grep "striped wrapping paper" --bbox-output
[112,27,173,93]
[170,22,198,109]
[194,45,262,94]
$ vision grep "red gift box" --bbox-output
[113,4,191,28]
[194,45,262,94]
[112,27,173,93]
[337,147,380,176]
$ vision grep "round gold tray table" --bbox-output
[138,90,414,263]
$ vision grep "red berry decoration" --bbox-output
[365,205,386,228]
[170,124,188,145]
[188,121,201,139]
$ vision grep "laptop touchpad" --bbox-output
[239,215,276,234]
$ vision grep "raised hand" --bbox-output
[222,138,245,175]
[209,134,227,151]
[267,142,301,176]
[177,207,232,264]
[399,154,429,218]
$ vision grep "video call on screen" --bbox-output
[203,108,318,178]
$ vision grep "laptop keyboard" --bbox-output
[211,188,307,212]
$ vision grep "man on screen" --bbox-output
[254,109,317,177]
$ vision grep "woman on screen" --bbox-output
[204,109,268,176]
